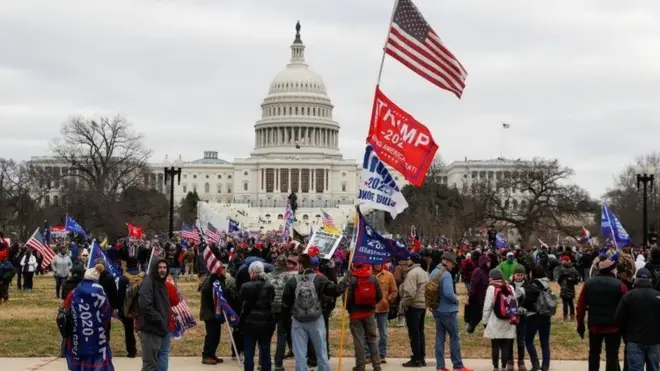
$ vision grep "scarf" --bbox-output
[67,280,114,371]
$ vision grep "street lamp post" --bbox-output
[164,156,183,239]
[636,168,655,247]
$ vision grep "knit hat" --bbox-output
[506,251,514,258]
[489,267,504,280]
[84,263,105,281]
[512,264,526,275]
[598,258,616,273]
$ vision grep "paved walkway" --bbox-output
[0,357,599,371]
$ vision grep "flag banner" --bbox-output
[496,233,507,248]
[410,225,421,252]
[65,215,87,238]
[358,144,409,217]
[87,240,120,281]
[368,86,438,186]
[305,230,343,260]
[601,203,632,248]
[213,280,239,326]
[321,210,341,235]
[26,228,55,270]
[205,223,221,244]
[126,223,143,239]
[50,225,68,237]
[181,223,200,243]
[578,226,591,244]
[292,229,307,244]
[196,221,223,276]
[228,219,240,233]
[283,201,294,243]
[384,0,467,98]
[170,282,197,339]
[385,237,411,261]
[353,206,392,264]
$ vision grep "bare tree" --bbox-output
[51,115,152,196]
[471,158,594,245]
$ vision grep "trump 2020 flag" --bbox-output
[358,145,408,218]
[65,214,87,238]
[229,219,240,233]
[353,206,392,264]
[87,240,120,281]
[496,233,507,249]
[601,203,632,248]
[213,280,239,326]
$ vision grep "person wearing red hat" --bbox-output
[557,255,580,321]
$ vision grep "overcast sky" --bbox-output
[2,0,659,198]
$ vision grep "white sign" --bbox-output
[357,145,408,218]
[305,230,343,260]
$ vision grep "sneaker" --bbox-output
[437,368,450,371]
[202,358,217,365]
[454,368,473,371]
[402,360,423,368]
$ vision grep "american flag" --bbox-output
[181,223,199,243]
[283,200,294,243]
[321,210,336,230]
[384,0,467,98]
[172,290,197,339]
[205,223,221,244]
[196,222,223,276]
[27,228,55,270]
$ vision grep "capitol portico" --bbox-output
[29,23,529,232]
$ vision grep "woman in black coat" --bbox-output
[239,261,275,371]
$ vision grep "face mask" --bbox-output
[507,256,514,262]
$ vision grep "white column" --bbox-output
[298,169,301,193]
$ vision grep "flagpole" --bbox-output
[375,0,400,86]
[337,208,360,371]
[222,311,242,366]
[604,204,619,250]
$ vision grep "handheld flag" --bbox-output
[409,226,421,252]
[87,240,120,281]
[205,223,221,244]
[385,238,411,261]
[283,201,294,243]
[213,280,239,326]
[196,221,223,276]
[126,223,143,239]
[358,144,409,218]
[496,233,507,249]
[353,206,392,264]
[321,211,341,235]
[601,203,632,248]
[26,228,55,270]
[228,219,240,233]
[181,223,200,243]
[65,215,87,238]
[578,227,591,244]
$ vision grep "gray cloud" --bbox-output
[2,0,660,198]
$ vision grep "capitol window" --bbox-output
[341,183,347,192]
[228,175,232,179]
[295,107,298,115]
[192,184,197,192]
[193,174,197,179]
[227,187,232,193]
[206,175,209,179]
[204,183,210,193]
[217,184,222,193]
[243,183,248,191]
[182,184,187,193]
[183,174,187,179]
[217,175,221,179]
[243,171,248,176]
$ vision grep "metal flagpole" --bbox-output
[223,311,242,365]
[337,208,360,371]
[375,0,400,86]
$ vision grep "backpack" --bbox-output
[293,273,322,322]
[493,286,519,324]
[535,282,558,316]
[267,271,291,313]
[353,276,378,306]
[425,267,446,310]
[123,281,143,319]
[56,306,73,338]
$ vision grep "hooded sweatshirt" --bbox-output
[469,255,491,308]
[138,258,171,337]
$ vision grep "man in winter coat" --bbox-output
[577,258,628,371]
[365,263,397,364]
[498,252,517,281]
[615,268,660,371]
[0,235,12,303]
[138,258,171,371]
[467,255,491,333]
[338,263,383,371]
[460,253,476,292]
[429,252,472,371]
[266,255,296,370]
[401,253,429,368]
[117,257,144,358]
[199,264,226,365]
[556,255,580,321]
[51,247,73,299]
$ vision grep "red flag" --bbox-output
[368,86,438,186]
[126,223,143,239]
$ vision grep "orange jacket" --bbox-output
[373,269,398,313]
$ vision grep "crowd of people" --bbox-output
[1,230,660,371]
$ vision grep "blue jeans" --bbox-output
[627,343,660,371]
[245,331,273,371]
[433,312,464,369]
[169,268,181,284]
[525,314,551,369]
[365,312,388,357]
[291,317,329,371]
[156,333,171,371]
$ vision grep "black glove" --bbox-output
[577,324,585,339]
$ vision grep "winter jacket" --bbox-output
[20,253,38,273]
[521,278,550,316]
[51,254,73,278]
[430,263,459,314]
[281,268,338,321]
[239,277,276,333]
[577,273,627,330]
[401,264,429,310]
[460,258,476,283]
[164,280,180,333]
[482,282,516,339]
[374,269,397,313]
[98,271,120,310]
[556,263,580,299]
[339,267,383,320]
[200,273,225,322]
[393,260,411,286]
[497,260,517,281]
[469,255,490,308]
[138,258,171,337]
[614,280,660,345]
[0,239,9,262]
[117,269,144,316]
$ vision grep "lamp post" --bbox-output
[164,156,183,239]
[636,167,655,247]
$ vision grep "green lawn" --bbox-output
[0,275,589,359]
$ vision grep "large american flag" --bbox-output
[197,222,223,276]
[205,223,221,245]
[181,223,200,243]
[322,210,337,231]
[384,0,467,98]
[27,228,55,270]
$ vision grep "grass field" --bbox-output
[0,274,589,359]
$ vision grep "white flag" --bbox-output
[357,145,408,218]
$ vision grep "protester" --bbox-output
[644,247,660,291]
[577,258,628,371]
[266,255,296,370]
[483,268,516,371]
[138,258,171,371]
[556,255,579,321]
[401,253,429,367]
[63,262,114,371]
[467,254,491,333]
[239,261,276,371]
[521,266,553,371]
[498,252,517,281]
[429,252,472,371]
[0,235,12,303]
[20,249,38,291]
[366,262,397,364]
[199,260,226,365]
[117,257,144,358]
[461,253,476,291]
[509,264,528,371]
[51,247,73,299]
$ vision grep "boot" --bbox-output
[570,314,575,321]
[517,361,528,371]
[505,361,515,371]
[541,365,549,371]
[531,361,541,371]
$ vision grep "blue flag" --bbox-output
[65,215,87,238]
[385,238,411,261]
[496,233,507,249]
[213,280,239,326]
[353,206,392,264]
[601,203,632,248]
[87,240,120,281]
[229,219,240,233]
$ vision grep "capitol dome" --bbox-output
[252,22,341,159]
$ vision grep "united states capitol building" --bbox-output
[31,23,525,232]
